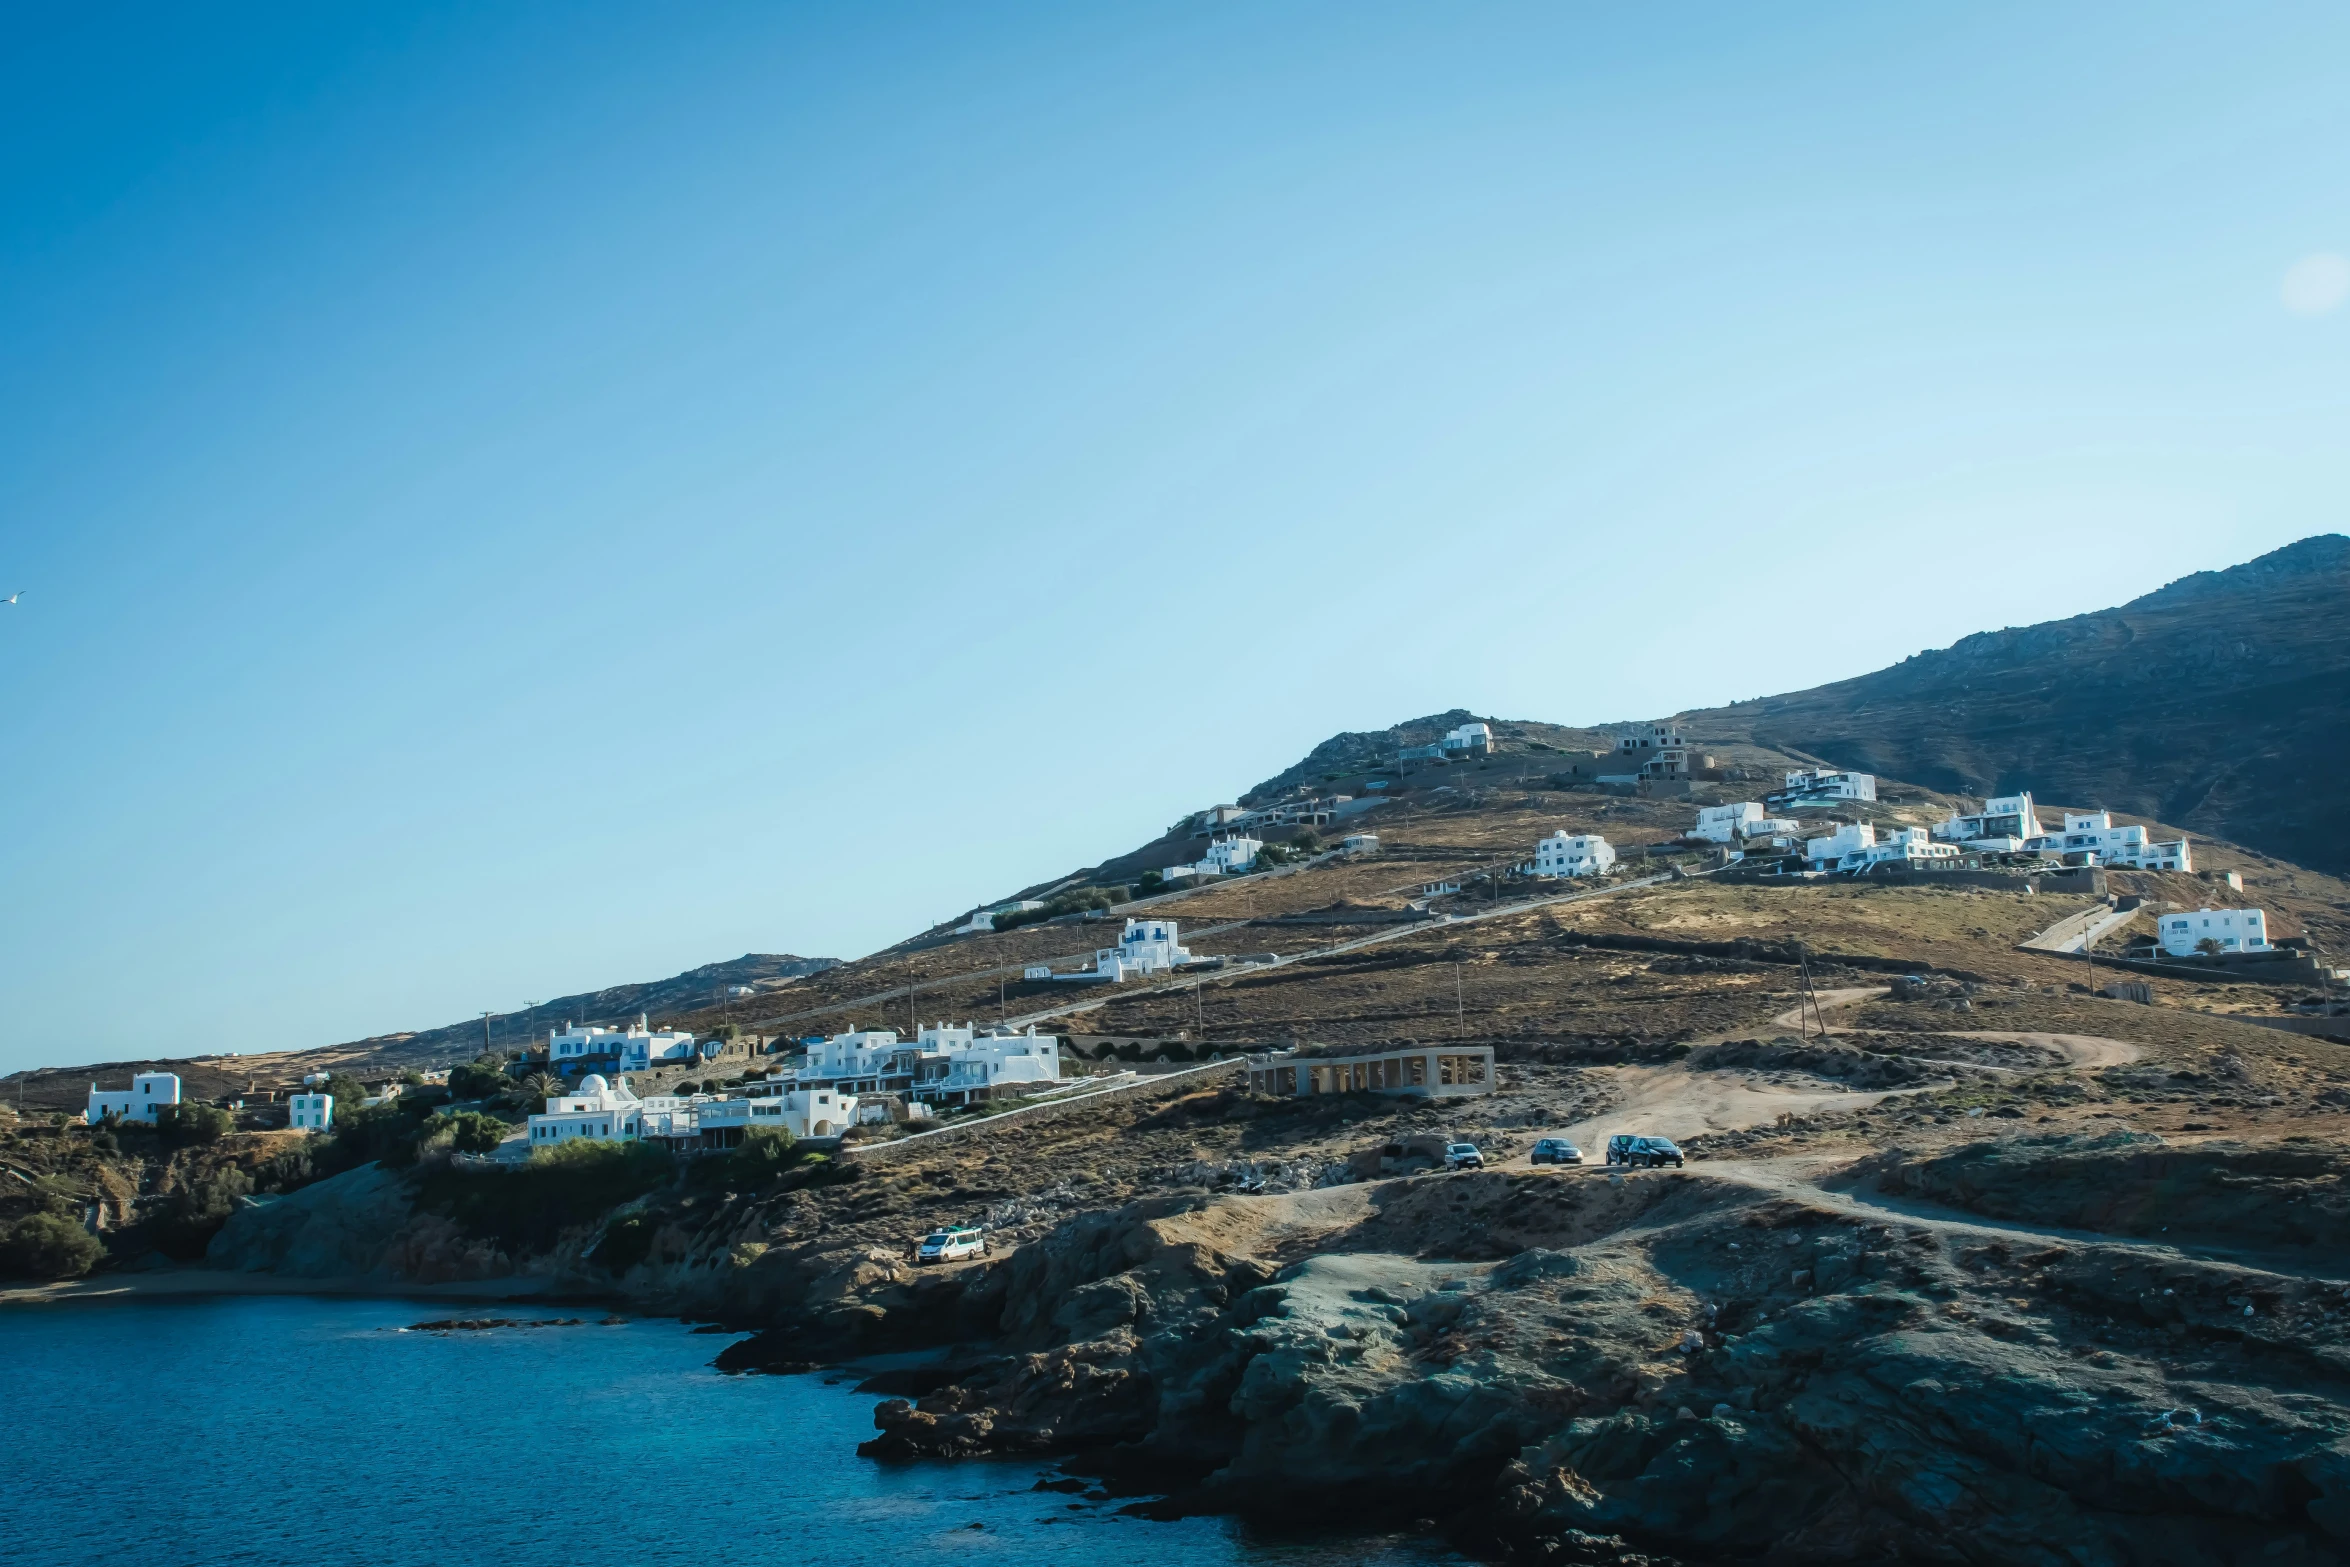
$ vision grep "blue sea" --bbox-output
[0,1296,1465,1567]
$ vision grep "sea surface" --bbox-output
[0,1295,1466,1567]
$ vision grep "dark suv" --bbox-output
[1606,1134,1684,1169]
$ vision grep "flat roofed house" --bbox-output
[526,1074,643,1147]
[86,1072,181,1125]
[1771,770,1877,808]
[1246,1044,1494,1100]
[1932,792,2045,851]
[1533,831,1615,878]
[916,1030,1063,1105]
[287,1092,334,1134]
[1691,802,1763,843]
[2158,907,2270,958]
[2026,810,2193,872]
[546,1014,698,1075]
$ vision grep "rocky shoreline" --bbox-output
[174,1060,2350,1566]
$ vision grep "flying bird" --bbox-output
[2,592,18,604]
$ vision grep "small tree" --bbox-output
[520,1072,565,1106]
[0,1212,105,1280]
[156,1103,232,1145]
[2195,937,2225,958]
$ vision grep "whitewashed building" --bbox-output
[1932,793,2046,852]
[546,1015,699,1074]
[1690,803,1801,844]
[86,1073,181,1126]
[1166,835,1262,881]
[287,1092,335,1134]
[693,1086,859,1139]
[2158,907,2270,958]
[2029,811,2193,872]
[1443,721,1493,755]
[1103,917,1192,977]
[1805,822,1961,873]
[527,1074,644,1146]
[955,900,1044,934]
[919,1031,1064,1105]
[1771,770,1877,808]
[1533,831,1616,878]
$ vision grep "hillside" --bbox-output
[1678,534,2350,873]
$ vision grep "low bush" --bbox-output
[0,1211,105,1279]
[414,1141,675,1253]
[428,1109,512,1155]
[155,1103,232,1146]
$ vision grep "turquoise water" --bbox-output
[0,1296,1464,1567]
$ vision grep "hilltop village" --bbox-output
[9,703,2350,1563]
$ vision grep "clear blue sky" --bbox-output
[3,3,2345,1072]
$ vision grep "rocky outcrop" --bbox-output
[844,1159,2350,1562]
[206,1165,422,1279]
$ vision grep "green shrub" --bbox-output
[0,1212,105,1279]
[155,1103,232,1145]
[414,1140,675,1253]
[428,1109,512,1155]
[448,1055,513,1100]
[154,1165,253,1260]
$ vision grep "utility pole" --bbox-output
[481,1011,494,1057]
[1455,962,1466,1039]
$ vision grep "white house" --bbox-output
[1932,793,2046,852]
[526,1074,643,1146]
[86,1073,181,1126]
[1804,822,1960,873]
[1396,722,1493,763]
[2028,811,2193,872]
[1772,770,1877,807]
[1533,831,1616,878]
[796,1029,923,1090]
[955,900,1044,934]
[918,1030,1064,1105]
[546,1015,698,1074]
[693,1086,860,1139]
[1104,917,1192,976]
[1690,803,1803,844]
[1342,833,1379,855]
[287,1092,335,1134]
[1166,835,1262,881]
[2158,907,2270,958]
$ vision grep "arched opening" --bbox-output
[812,1121,833,1136]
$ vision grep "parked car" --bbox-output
[916,1225,986,1263]
[1531,1138,1583,1166]
[1606,1134,1684,1169]
[1444,1142,1484,1170]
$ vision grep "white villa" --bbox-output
[547,1015,701,1074]
[1932,793,2046,852]
[920,1032,1064,1105]
[1038,918,1196,983]
[86,1073,181,1126]
[1803,822,1960,874]
[2031,810,2193,872]
[1396,722,1494,762]
[1690,802,1799,844]
[956,900,1044,934]
[529,1073,862,1148]
[2158,907,2270,958]
[788,1021,1064,1107]
[1532,831,1616,878]
[1771,769,1878,807]
[1165,835,1262,881]
[528,1074,644,1145]
[287,1092,335,1134]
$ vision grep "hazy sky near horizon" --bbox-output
[4,3,2347,1071]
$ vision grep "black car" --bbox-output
[1606,1134,1684,1169]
